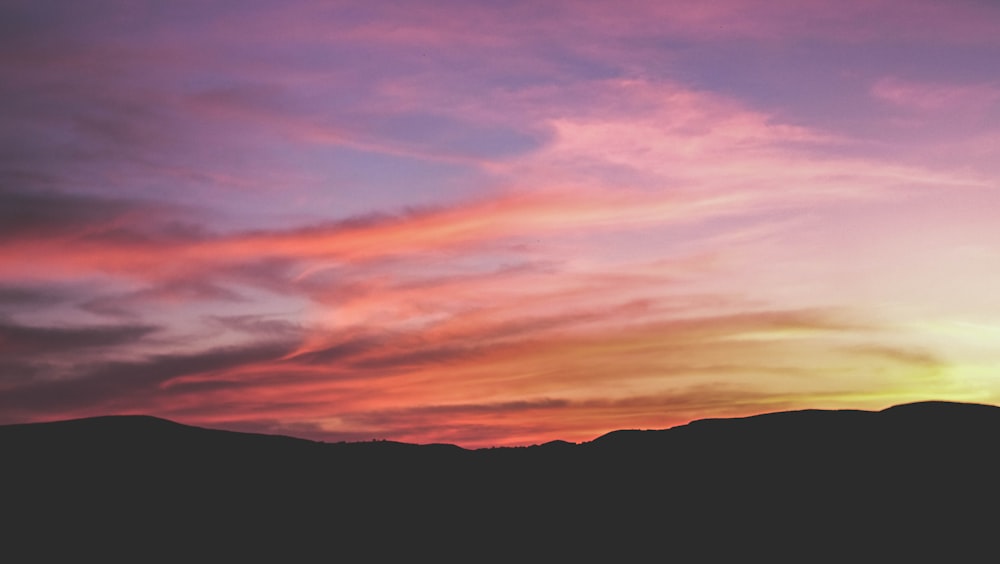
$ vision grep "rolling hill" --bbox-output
[4,401,999,560]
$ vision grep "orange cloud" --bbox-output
[4,1,999,449]
[295,310,952,447]
[40,307,947,448]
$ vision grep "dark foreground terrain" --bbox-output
[5,401,1000,560]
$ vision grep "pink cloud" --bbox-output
[4,0,1000,449]
[54,308,948,448]
[568,0,1000,44]
[872,77,1000,112]
[221,1,1000,51]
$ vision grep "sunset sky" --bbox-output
[2,0,1000,448]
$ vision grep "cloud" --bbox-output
[27,306,932,448]
[0,340,298,423]
[872,77,1000,112]
[0,185,706,282]
[0,316,164,403]
[564,0,1000,44]
[3,0,997,448]
[218,1,1000,55]
[80,281,247,319]
[0,187,155,240]
[0,284,68,311]
[0,319,158,356]
[205,314,302,339]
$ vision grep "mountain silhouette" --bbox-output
[4,401,999,560]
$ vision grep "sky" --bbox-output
[2,0,1000,448]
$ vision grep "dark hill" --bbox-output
[4,401,1000,560]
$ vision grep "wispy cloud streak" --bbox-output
[2,0,999,446]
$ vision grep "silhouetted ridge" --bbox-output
[879,399,1000,417]
[0,413,323,460]
[586,400,1000,446]
[5,401,1000,559]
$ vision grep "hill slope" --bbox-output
[4,401,1000,559]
